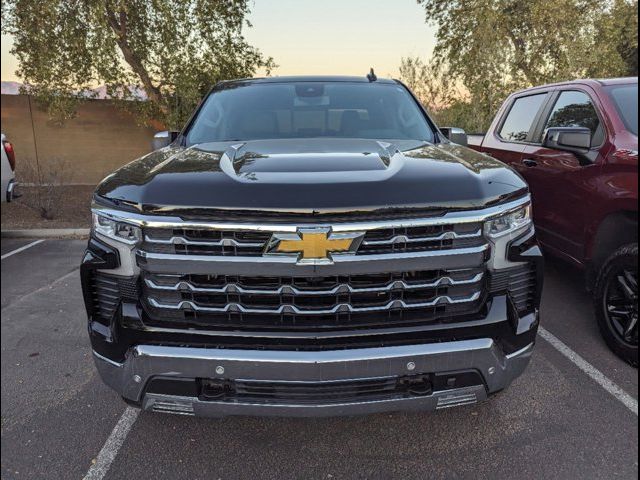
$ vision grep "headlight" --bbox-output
[92,212,142,244]
[484,204,532,238]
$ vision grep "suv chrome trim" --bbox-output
[147,290,482,315]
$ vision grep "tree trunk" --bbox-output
[506,31,537,84]
[104,5,166,111]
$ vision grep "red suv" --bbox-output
[463,77,638,365]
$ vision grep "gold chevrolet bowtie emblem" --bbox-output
[267,228,364,261]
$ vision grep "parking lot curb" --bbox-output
[1,228,90,239]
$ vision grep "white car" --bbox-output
[1,133,17,202]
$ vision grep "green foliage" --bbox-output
[2,0,275,128]
[408,0,638,133]
[592,0,639,77]
[399,56,497,133]
[398,56,460,113]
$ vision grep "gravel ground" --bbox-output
[0,185,94,229]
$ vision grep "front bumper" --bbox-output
[93,337,534,417]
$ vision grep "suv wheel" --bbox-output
[594,243,638,367]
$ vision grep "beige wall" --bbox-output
[0,94,157,184]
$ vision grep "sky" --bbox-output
[1,0,437,82]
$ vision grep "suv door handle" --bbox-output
[522,158,538,167]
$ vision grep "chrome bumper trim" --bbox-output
[142,386,487,417]
[93,339,534,417]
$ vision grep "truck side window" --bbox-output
[498,94,547,142]
[542,90,602,145]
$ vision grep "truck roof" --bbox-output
[218,75,399,86]
[513,77,638,95]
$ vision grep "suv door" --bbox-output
[519,89,606,263]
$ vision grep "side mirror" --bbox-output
[152,130,179,150]
[543,127,591,155]
[440,127,468,147]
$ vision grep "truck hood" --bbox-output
[95,138,528,217]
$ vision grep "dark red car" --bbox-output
[452,77,638,365]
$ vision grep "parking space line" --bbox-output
[1,239,45,260]
[1,268,78,312]
[539,326,638,416]
[83,407,140,480]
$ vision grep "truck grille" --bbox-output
[490,264,538,313]
[141,222,484,257]
[200,376,431,404]
[141,267,486,331]
[90,272,139,321]
[125,209,514,338]
[91,273,119,321]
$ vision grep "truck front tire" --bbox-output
[594,243,638,367]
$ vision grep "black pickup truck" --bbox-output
[81,75,543,417]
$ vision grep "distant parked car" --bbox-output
[1,133,17,202]
[444,77,638,365]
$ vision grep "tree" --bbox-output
[2,0,275,128]
[412,0,638,132]
[594,0,639,76]
[399,56,488,132]
[399,56,459,114]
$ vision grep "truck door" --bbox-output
[517,89,605,262]
[481,92,550,168]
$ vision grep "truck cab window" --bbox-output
[498,93,547,142]
[187,82,435,145]
[542,90,602,145]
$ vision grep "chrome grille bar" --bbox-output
[144,235,264,248]
[136,245,489,276]
[362,229,482,246]
[92,195,531,230]
[147,291,482,315]
[144,272,484,296]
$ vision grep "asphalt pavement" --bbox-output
[1,238,637,480]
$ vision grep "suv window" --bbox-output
[498,93,547,142]
[542,90,602,144]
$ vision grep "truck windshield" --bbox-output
[186,82,434,145]
[606,84,638,136]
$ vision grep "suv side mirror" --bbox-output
[440,127,468,147]
[152,130,179,150]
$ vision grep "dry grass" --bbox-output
[1,185,94,229]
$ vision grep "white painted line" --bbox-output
[0,239,44,260]
[539,326,638,416]
[83,407,140,480]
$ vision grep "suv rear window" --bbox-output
[606,84,638,136]
[498,93,547,142]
